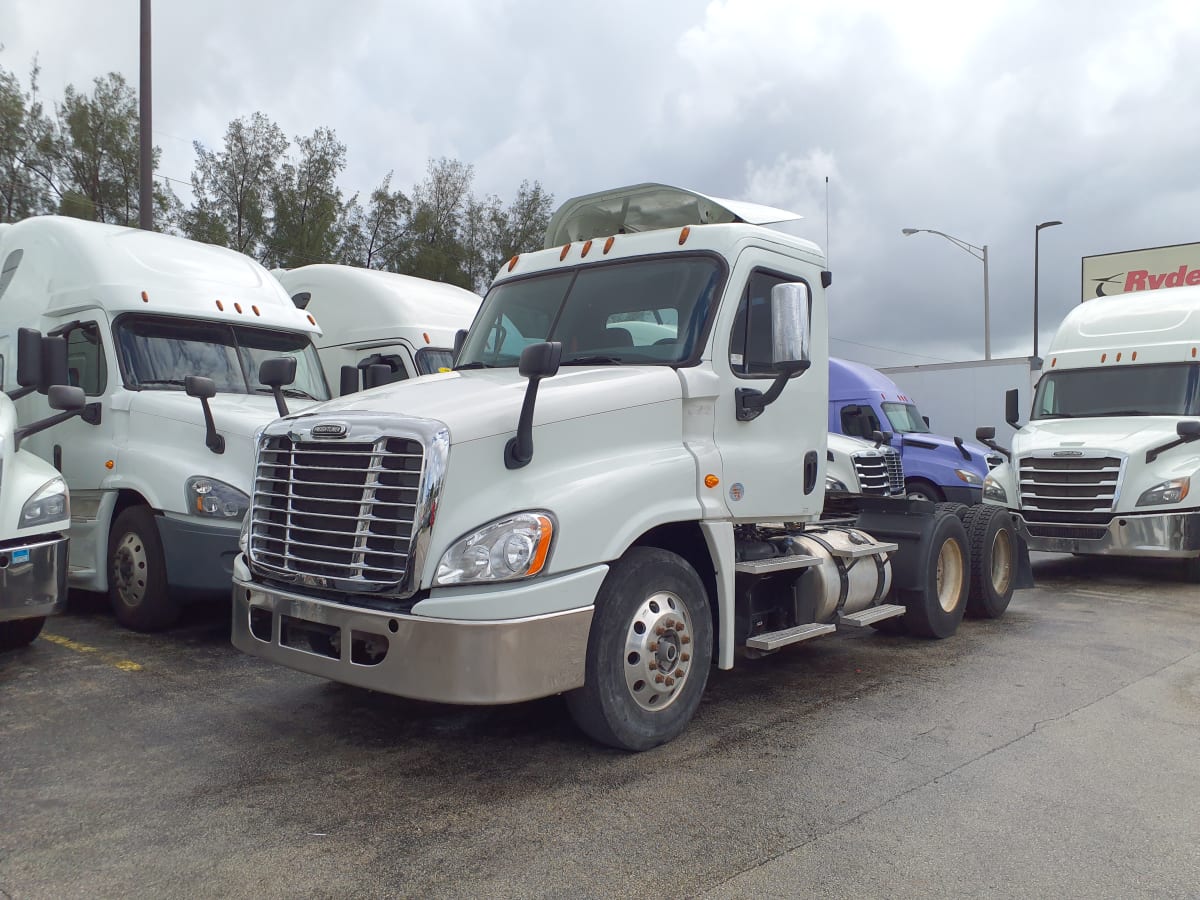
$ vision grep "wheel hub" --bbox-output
[112,532,149,607]
[624,591,693,712]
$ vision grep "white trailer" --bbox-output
[0,216,328,630]
[879,356,1039,448]
[231,184,1032,750]
[980,286,1200,580]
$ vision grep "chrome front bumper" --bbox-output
[0,534,70,622]
[231,562,598,705]
[1014,509,1200,557]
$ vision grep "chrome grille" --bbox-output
[851,452,893,495]
[249,434,424,587]
[1018,452,1123,514]
[882,446,904,494]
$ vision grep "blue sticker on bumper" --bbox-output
[12,549,30,564]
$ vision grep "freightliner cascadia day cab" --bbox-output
[274,265,482,395]
[231,184,1033,750]
[829,357,1001,503]
[825,431,905,499]
[0,216,330,631]
[979,285,1200,581]
[0,331,86,650]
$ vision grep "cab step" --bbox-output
[734,554,821,576]
[745,622,836,651]
[836,603,906,629]
[825,540,899,559]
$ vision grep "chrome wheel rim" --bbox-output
[112,531,149,607]
[936,538,965,613]
[623,591,694,712]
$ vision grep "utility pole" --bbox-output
[139,0,153,230]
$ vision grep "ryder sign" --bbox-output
[1081,241,1200,301]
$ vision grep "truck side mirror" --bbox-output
[16,328,42,389]
[48,384,85,412]
[922,415,930,428]
[259,357,297,417]
[974,425,1011,461]
[1005,388,1020,428]
[1178,421,1200,439]
[185,375,225,454]
[363,363,392,390]
[505,341,562,469]
[340,365,359,396]
[453,328,468,362]
[40,335,69,391]
[736,283,812,423]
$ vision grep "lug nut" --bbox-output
[648,661,658,670]
[649,641,659,652]
[681,635,691,644]
[665,677,675,687]
[656,626,666,636]
[655,674,665,684]
[681,653,690,662]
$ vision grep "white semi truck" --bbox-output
[1,330,85,650]
[0,216,329,631]
[979,285,1200,580]
[231,183,1032,750]
[273,264,482,395]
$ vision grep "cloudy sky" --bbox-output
[4,0,1199,367]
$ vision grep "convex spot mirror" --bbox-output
[185,375,217,400]
[1179,421,1200,438]
[770,282,812,369]
[48,384,86,412]
[259,357,297,387]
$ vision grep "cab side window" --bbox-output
[840,404,881,439]
[729,270,798,377]
[64,322,108,395]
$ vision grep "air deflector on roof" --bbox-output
[543,183,802,249]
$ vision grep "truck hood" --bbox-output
[282,366,684,444]
[896,431,992,466]
[127,391,319,438]
[1014,417,1196,457]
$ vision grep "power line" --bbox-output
[830,336,957,364]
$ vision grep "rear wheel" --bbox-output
[0,616,47,651]
[934,502,971,521]
[964,505,1018,618]
[108,506,180,632]
[566,547,713,751]
[901,511,969,638]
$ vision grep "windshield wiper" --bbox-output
[454,361,496,370]
[254,386,317,400]
[561,355,622,366]
[1093,409,1158,417]
[138,378,188,388]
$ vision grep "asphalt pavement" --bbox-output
[2,553,1198,899]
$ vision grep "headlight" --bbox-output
[20,477,69,528]
[434,511,555,586]
[186,476,250,519]
[954,468,983,485]
[982,474,1007,503]
[825,475,849,492]
[1136,477,1190,507]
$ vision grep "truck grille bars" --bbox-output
[249,434,425,590]
[853,448,904,495]
[1018,452,1125,515]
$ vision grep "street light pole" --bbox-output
[1033,220,1063,360]
[901,227,991,359]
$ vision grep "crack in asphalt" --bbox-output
[700,647,1200,897]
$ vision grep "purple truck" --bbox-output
[828,357,1001,503]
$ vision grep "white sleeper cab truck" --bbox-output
[232,184,1033,750]
[274,265,481,395]
[0,216,329,631]
[979,285,1200,581]
[1,329,86,650]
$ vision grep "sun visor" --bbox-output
[543,183,802,248]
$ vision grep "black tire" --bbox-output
[0,616,47,651]
[108,506,179,632]
[963,505,1018,619]
[1183,555,1200,584]
[870,614,907,635]
[900,511,969,638]
[906,479,944,502]
[566,547,713,751]
[934,502,971,521]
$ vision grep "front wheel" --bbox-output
[906,479,944,503]
[108,506,180,632]
[0,616,47,651]
[566,547,713,751]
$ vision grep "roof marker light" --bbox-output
[1101,353,1107,362]
[141,291,150,303]
[252,305,260,316]
[581,239,593,258]
[604,236,615,254]
[423,332,430,344]
[307,314,316,325]
[216,300,224,311]
[1116,352,1122,362]
[1051,357,1057,367]
[679,226,690,245]
[559,243,571,261]
[508,255,519,271]
[234,302,243,314]
[1132,351,1138,360]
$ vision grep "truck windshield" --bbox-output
[1032,362,1200,419]
[114,315,331,400]
[457,255,723,368]
[881,401,931,433]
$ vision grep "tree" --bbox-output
[339,171,410,270]
[267,126,347,268]
[403,157,475,286]
[184,112,287,256]
[0,58,57,221]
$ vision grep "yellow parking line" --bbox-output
[39,632,144,672]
